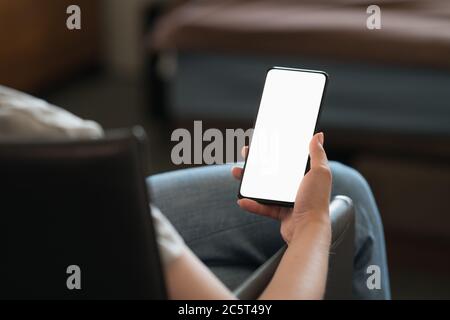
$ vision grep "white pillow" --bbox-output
[0,85,104,140]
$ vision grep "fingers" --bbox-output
[231,166,243,180]
[237,198,280,220]
[231,146,249,180]
[309,132,329,170]
[241,146,248,159]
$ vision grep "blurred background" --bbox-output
[1,0,449,299]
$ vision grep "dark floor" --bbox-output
[43,72,450,299]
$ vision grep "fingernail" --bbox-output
[318,132,324,145]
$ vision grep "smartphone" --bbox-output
[238,67,328,207]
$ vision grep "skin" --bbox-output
[165,132,332,299]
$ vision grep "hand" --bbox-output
[232,132,332,245]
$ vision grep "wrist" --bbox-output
[291,213,331,245]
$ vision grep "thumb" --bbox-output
[309,132,328,169]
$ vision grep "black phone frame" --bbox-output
[237,66,329,207]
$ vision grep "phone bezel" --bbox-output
[237,66,329,207]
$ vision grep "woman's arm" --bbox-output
[259,221,331,299]
[235,133,332,299]
[165,133,331,300]
[165,246,236,299]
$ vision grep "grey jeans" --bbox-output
[148,161,391,299]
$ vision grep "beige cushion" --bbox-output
[0,85,104,140]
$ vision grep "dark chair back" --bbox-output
[0,128,166,299]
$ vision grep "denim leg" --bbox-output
[147,162,391,299]
[147,164,284,290]
[330,162,391,299]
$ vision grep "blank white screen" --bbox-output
[240,68,327,203]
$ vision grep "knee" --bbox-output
[148,163,236,189]
[329,161,386,243]
[147,164,239,209]
[329,161,374,206]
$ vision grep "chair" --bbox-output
[0,127,166,299]
[0,128,354,299]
